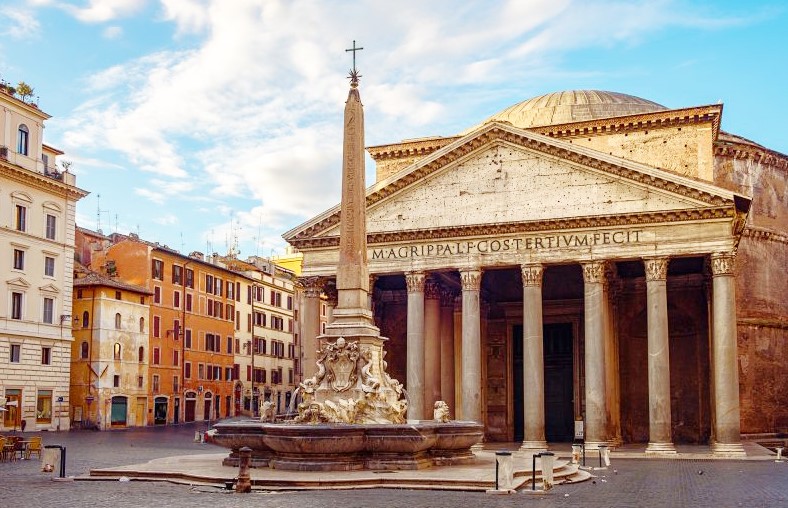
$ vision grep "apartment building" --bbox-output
[0,85,87,432]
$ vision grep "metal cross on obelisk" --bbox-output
[345,40,363,86]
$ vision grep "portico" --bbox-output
[286,97,753,456]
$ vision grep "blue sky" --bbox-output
[1,1,785,259]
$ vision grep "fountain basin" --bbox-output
[210,419,483,471]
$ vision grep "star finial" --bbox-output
[345,40,364,87]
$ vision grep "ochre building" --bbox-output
[285,90,787,455]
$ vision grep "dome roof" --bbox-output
[467,90,668,132]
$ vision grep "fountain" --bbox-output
[209,47,483,471]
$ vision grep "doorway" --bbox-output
[110,396,127,427]
[512,322,575,442]
[184,393,196,422]
[154,397,168,425]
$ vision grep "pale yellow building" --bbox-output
[0,85,87,432]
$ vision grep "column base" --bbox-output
[712,442,746,457]
[645,442,677,455]
[583,441,610,451]
[518,441,548,454]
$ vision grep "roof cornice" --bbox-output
[0,159,88,200]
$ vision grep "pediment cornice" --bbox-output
[6,277,30,288]
[288,206,735,250]
[285,122,743,245]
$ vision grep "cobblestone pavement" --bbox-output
[1,424,787,508]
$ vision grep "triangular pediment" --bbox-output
[6,277,30,288]
[39,283,60,294]
[284,122,747,247]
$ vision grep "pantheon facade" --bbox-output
[284,91,787,455]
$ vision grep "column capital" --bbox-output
[425,279,442,300]
[405,271,426,293]
[644,257,669,281]
[459,268,482,291]
[710,252,735,276]
[520,263,544,287]
[298,276,324,298]
[582,261,607,284]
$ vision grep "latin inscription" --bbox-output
[371,229,643,260]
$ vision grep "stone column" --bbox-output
[709,253,745,456]
[606,271,623,447]
[460,268,483,424]
[299,276,323,380]
[324,280,337,325]
[644,257,676,454]
[520,263,547,452]
[582,261,608,448]
[405,271,426,421]
[424,279,442,414]
[439,289,456,416]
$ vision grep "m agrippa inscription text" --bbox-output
[371,229,643,260]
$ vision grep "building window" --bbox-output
[13,249,25,270]
[153,316,160,337]
[77,289,83,299]
[226,336,233,354]
[154,286,161,304]
[139,317,145,333]
[14,204,27,232]
[152,259,163,280]
[36,390,52,423]
[42,297,54,324]
[44,256,55,277]
[41,347,52,365]
[185,293,193,312]
[45,214,56,240]
[153,347,160,365]
[138,376,144,388]
[17,124,30,155]
[206,274,213,294]
[115,290,121,300]
[172,265,183,285]
[80,341,89,359]
[226,281,234,300]
[113,375,120,388]
[113,343,121,360]
[173,350,179,366]
[174,291,180,308]
[11,292,23,320]
[184,329,192,349]
[185,268,194,289]
[114,313,122,329]
[152,375,160,392]
[287,295,293,310]
[185,362,192,379]
[82,310,89,327]
[10,344,21,363]
[138,346,145,363]
[173,376,179,393]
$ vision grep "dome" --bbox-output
[467,90,668,132]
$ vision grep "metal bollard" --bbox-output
[235,446,252,493]
[43,445,66,478]
[531,453,541,491]
[494,451,513,491]
[775,447,784,463]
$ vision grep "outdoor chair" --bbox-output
[0,436,7,462]
[26,436,42,459]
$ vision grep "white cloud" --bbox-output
[61,0,147,23]
[103,25,123,39]
[52,0,752,255]
[0,7,41,39]
[153,213,179,225]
